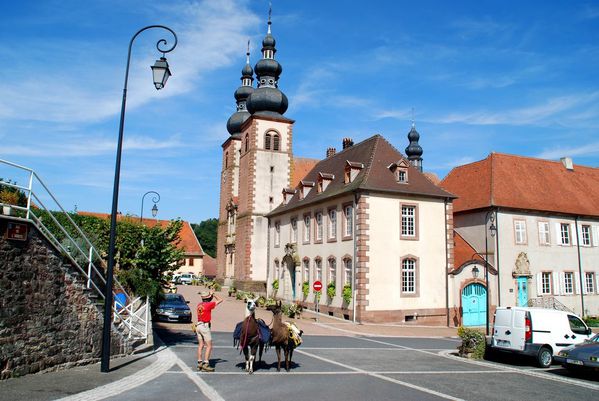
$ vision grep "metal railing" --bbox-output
[528,296,574,313]
[0,159,149,340]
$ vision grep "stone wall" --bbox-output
[0,218,132,379]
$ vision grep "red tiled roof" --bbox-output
[78,212,204,256]
[291,157,319,188]
[441,153,599,217]
[270,135,455,216]
[453,231,482,270]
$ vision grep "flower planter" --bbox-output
[2,206,11,216]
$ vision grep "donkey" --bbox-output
[267,300,303,372]
[234,297,266,374]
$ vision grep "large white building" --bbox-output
[442,153,599,324]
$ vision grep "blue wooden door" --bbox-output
[462,283,487,326]
[517,277,528,307]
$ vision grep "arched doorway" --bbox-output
[462,283,487,326]
[282,254,296,301]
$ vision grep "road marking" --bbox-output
[173,357,225,401]
[438,350,599,391]
[174,344,448,351]
[164,369,511,375]
[55,346,176,401]
[313,322,460,340]
[296,348,465,401]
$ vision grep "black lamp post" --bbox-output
[101,25,177,373]
[484,211,497,336]
[140,191,161,223]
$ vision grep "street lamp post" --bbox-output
[101,26,177,373]
[484,211,497,336]
[140,191,161,222]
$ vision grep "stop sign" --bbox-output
[313,281,323,292]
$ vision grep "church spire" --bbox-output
[405,118,423,172]
[226,42,255,136]
[246,5,288,118]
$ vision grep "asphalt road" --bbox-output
[138,325,599,401]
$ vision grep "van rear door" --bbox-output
[493,308,526,351]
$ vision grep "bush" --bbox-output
[327,282,336,299]
[302,281,309,297]
[257,295,267,307]
[342,284,352,304]
[457,326,486,359]
[584,316,599,327]
[272,279,279,290]
[281,302,303,318]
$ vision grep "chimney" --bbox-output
[342,137,354,149]
[326,147,336,158]
[560,157,574,171]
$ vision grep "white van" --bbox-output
[490,307,593,368]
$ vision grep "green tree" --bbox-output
[192,218,217,257]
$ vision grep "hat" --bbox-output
[199,291,212,300]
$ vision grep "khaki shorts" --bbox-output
[196,321,212,342]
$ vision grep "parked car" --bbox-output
[171,273,182,284]
[554,333,599,372]
[155,293,192,322]
[179,273,196,285]
[489,307,593,367]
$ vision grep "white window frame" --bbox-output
[290,218,298,243]
[315,259,322,282]
[585,272,595,294]
[401,259,416,294]
[328,209,337,240]
[564,272,574,294]
[274,221,280,247]
[514,219,527,244]
[303,259,310,282]
[303,215,311,243]
[541,272,552,295]
[538,221,550,245]
[560,223,571,245]
[344,205,353,238]
[328,258,336,286]
[401,205,416,238]
[315,212,323,241]
[581,225,591,247]
[344,258,352,286]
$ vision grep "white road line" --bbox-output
[55,346,176,401]
[438,350,599,391]
[313,322,460,340]
[165,370,511,375]
[174,344,447,351]
[296,349,465,401]
[173,358,225,401]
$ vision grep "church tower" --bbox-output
[217,8,294,289]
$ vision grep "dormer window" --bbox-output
[344,161,364,184]
[299,180,315,200]
[282,188,296,205]
[317,173,335,193]
[388,160,410,184]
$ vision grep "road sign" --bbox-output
[313,281,322,292]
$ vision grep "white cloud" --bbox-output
[536,141,599,159]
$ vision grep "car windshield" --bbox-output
[163,294,186,304]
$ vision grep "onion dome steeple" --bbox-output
[405,120,423,172]
[227,41,255,137]
[246,6,288,118]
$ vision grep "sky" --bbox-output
[1,0,598,224]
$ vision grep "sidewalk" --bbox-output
[0,285,458,401]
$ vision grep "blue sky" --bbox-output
[1,0,598,223]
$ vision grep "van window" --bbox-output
[568,315,587,334]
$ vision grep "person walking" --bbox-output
[196,290,222,372]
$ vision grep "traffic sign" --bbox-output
[313,281,323,292]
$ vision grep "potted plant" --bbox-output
[327,282,336,301]
[342,284,352,306]
[0,189,19,216]
[228,286,237,297]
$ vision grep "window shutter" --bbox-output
[581,272,587,295]
[592,226,599,247]
[559,272,566,295]
[554,223,561,245]
[571,224,577,246]
[596,272,599,294]
[553,272,560,295]
[574,272,581,294]
[536,273,543,296]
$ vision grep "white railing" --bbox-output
[0,159,149,341]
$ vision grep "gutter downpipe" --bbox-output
[444,198,450,327]
[352,191,358,323]
[574,216,585,317]
[495,207,501,306]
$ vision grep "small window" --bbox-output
[225,152,229,168]
[344,258,352,286]
[303,215,311,243]
[315,212,323,242]
[245,134,249,152]
[269,196,273,204]
[401,205,416,238]
[401,259,416,294]
[265,133,271,150]
[560,223,571,245]
[270,166,274,173]
[189,258,194,267]
[581,225,591,246]
[344,205,353,238]
[273,134,280,151]
[564,272,574,294]
[585,272,595,294]
[514,220,527,244]
[328,258,337,287]
[315,258,322,281]
[274,221,280,247]
[541,272,552,294]
[328,209,337,240]
[303,258,310,282]
[398,169,407,183]
[290,218,298,243]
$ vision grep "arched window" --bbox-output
[302,258,310,282]
[273,134,280,151]
[264,133,271,150]
[245,134,249,152]
[314,258,322,282]
[225,152,228,168]
[328,257,336,285]
[343,258,352,287]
